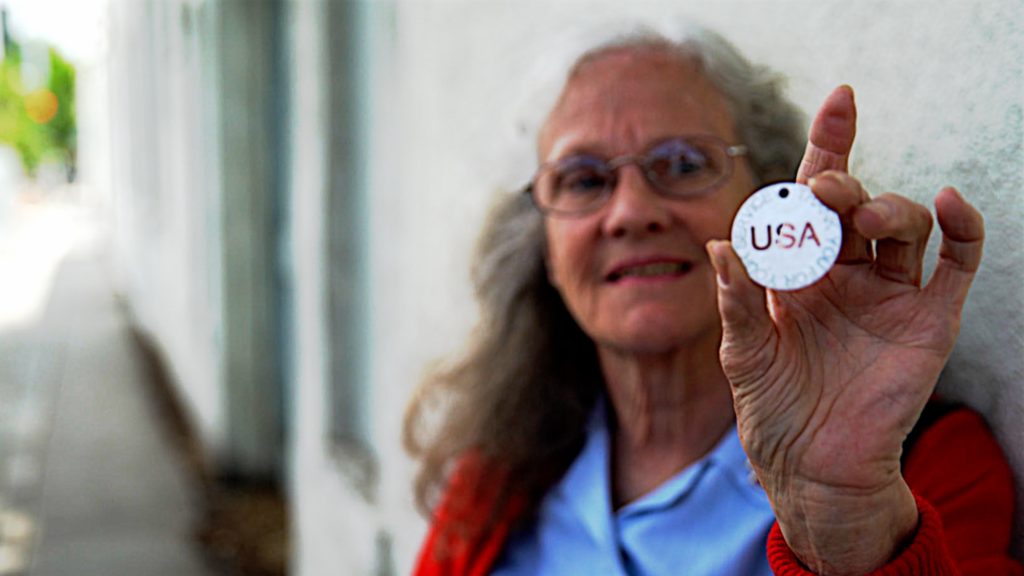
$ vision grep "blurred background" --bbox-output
[0,0,1019,575]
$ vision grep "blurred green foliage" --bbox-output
[0,34,76,179]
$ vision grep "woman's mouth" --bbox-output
[607,261,692,282]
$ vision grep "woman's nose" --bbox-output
[601,165,672,238]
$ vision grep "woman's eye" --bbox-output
[557,169,608,194]
[652,152,707,178]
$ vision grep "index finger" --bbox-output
[796,85,858,184]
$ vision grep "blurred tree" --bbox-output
[45,48,76,180]
[0,33,76,179]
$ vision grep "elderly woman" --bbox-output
[405,27,1020,576]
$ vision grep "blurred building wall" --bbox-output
[105,0,285,478]
[106,0,228,455]
[98,0,1023,573]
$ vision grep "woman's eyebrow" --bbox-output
[546,131,716,163]
[543,132,617,163]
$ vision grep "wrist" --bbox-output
[771,477,919,576]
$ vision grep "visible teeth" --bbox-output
[618,262,687,278]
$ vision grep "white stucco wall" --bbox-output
[292,1,1023,574]
[287,2,374,574]
[105,0,225,454]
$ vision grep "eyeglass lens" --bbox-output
[535,137,730,215]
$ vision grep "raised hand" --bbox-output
[705,86,985,575]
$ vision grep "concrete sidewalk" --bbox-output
[0,249,217,575]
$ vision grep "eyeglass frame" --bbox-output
[521,135,748,218]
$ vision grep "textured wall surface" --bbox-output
[385,0,1023,570]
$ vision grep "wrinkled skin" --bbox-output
[707,86,985,575]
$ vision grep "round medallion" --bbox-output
[730,182,842,291]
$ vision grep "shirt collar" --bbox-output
[550,395,767,544]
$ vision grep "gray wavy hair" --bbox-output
[403,24,807,540]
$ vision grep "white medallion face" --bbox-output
[731,182,842,291]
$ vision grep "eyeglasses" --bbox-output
[523,135,747,217]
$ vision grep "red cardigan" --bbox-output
[414,407,1022,575]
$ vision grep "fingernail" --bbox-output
[868,203,892,221]
[709,243,730,287]
[808,173,837,188]
[717,265,730,288]
[839,84,855,103]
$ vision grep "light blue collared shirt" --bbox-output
[491,399,776,576]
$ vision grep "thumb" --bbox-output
[706,240,775,380]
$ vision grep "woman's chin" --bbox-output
[595,307,722,356]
